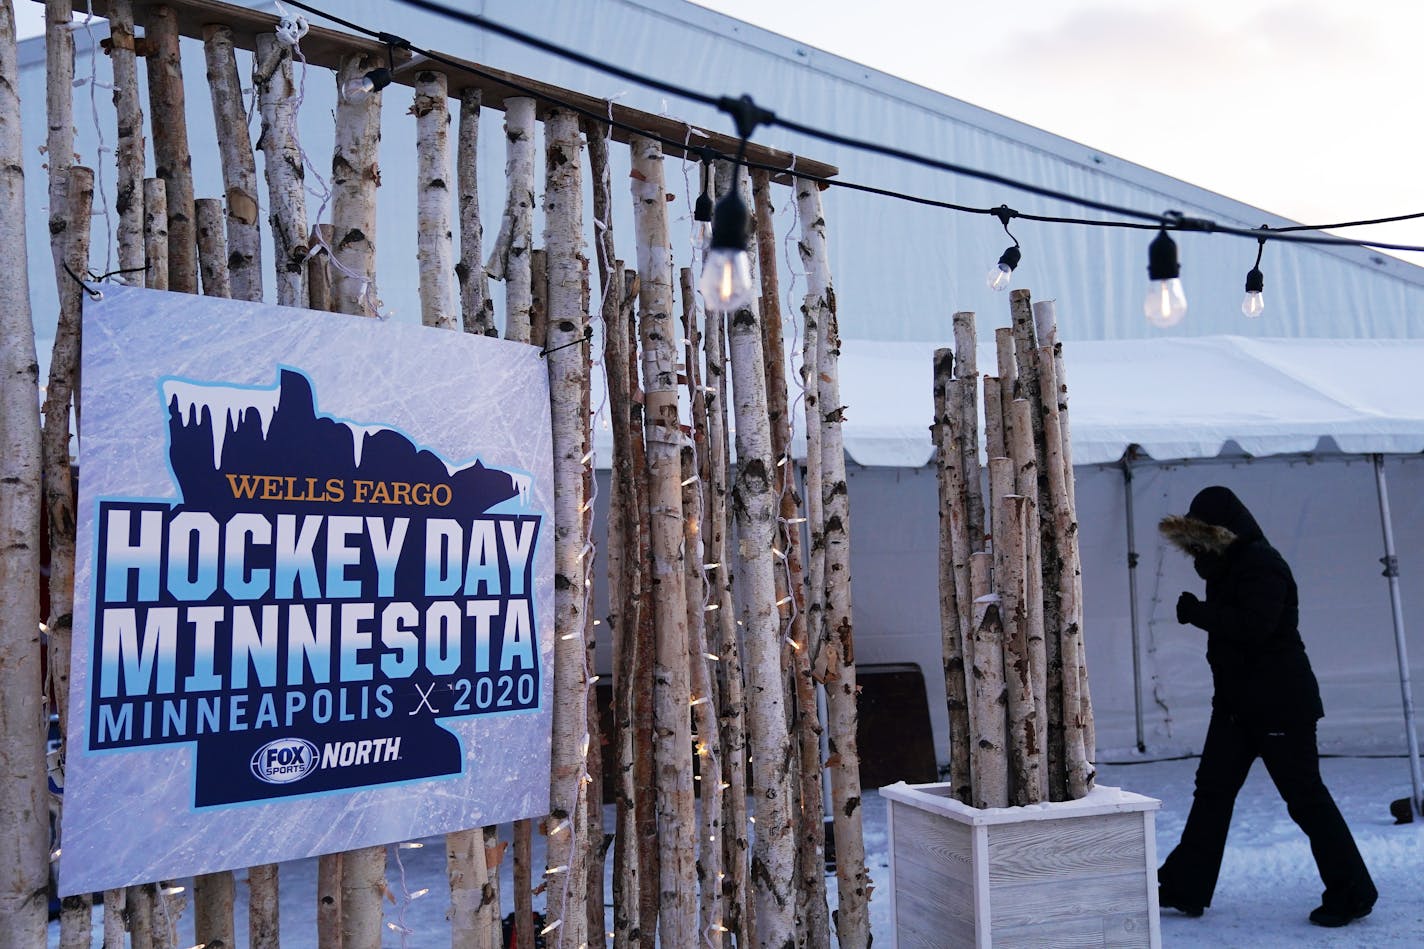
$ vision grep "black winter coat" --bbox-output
[1162,486,1325,727]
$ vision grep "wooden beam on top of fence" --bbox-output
[86,0,839,184]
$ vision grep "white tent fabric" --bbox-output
[831,336,1424,468]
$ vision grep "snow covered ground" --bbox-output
[50,754,1422,946]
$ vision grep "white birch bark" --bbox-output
[995,328,1017,450]
[45,167,93,948]
[997,492,1042,805]
[108,1,146,274]
[414,70,459,330]
[254,33,306,308]
[332,51,382,319]
[458,89,496,336]
[195,197,232,298]
[487,97,535,340]
[1008,397,1048,800]
[983,375,1005,464]
[969,594,1009,809]
[446,830,492,949]
[144,4,197,293]
[143,177,168,290]
[631,134,698,948]
[799,192,871,946]
[202,24,262,301]
[706,277,751,949]
[953,311,985,549]
[247,863,280,949]
[544,109,591,948]
[101,889,126,949]
[193,873,236,949]
[933,348,971,805]
[45,0,73,285]
[0,5,48,939]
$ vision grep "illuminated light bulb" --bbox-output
[341,67,392,104]
[986,244,1021,292]
[1144,229,1187,328]
[698,188,756,310]
[1242,233,1266,319]
[410,887,430,899]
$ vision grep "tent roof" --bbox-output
[827,336,1424,467]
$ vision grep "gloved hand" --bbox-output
[1176,591,1203,626]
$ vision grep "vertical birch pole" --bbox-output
[969,591,1009,809]
[543,109,592,948]
[331,51,387,948]
[109,1,145,274]
[0,5,47,941]
[952,311,985,549]
[253,33,307,308]
[202,25,262,301]
[933,349,971,804]
[414,71,459,331]
[487,97,536,341]
[191,196,240,949]
[44,166,92,949]
[144,5,197,293]
[753,170,829,946]
[1010,289,1065,799]
[45,0,73,284]
[1008,398,1048,799]
[458,89,497,336]
[797,179,870,945]
[718,161,796,948]
[998,493,1041,805]
[705,273,752,949]
[630,134,698,947]
[143,178,167,289]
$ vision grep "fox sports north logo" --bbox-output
[250,738,320,785]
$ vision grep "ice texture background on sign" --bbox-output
[61,285,556,894]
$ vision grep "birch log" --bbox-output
[953,311,985,549]
[44,165,91,949]
[543,109,591,947]
[513,826,534,949]
[202,25,262,301]
[306,224,332,311]
[970,591,1008,809]
[1035,346,1093,798]
[446,831,492,949]
[458,89,496,335]
[110,1,146,274]
[1008,398,1048,800]
[630,135,698,947]
[414,71,459,330]
[247,864,279,949]
[254,33,306,308]
[983,376,1005,464]
[0,4,47,939]
[101,889,126,949]
[933,349,971,804]
[705,273,752,949]
[143,178,168,290]
[45,0,73,285]
[1010,288,1065,800]
[332,51,382,319]
[195,198,232,298]
[995,328,1017,459]
[329,53,387,949]
[127,885,156,949]
[145,5,197,293]
[487,97,535,340]
[997,494,1042,805]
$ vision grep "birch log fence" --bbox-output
[933,289,1097,809]
[0,0,896,946]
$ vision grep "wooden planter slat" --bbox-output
[883,782,1162,948]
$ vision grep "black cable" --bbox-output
[291,0,1424,254]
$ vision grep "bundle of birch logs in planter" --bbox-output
[934,289,1096,808]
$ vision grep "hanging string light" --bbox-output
[698,96,773,310]
[693,149,715,253]
[341,34,408,102]
[986,205,1022,292]
[1144,228,1187,328]
[1242,230,1267,318]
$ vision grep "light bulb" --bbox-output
[987,263,1012,291]
[986,244,1021,292]
[1144,278,1188,327]
[693,220,712,253]
[1241,291,1264,318]
[1145,229,1186,328]
[341,67,392,104]
[699,248,755,310]
[1241,264,1264,318]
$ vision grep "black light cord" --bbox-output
[286,0,1424,254]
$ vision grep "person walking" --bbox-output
[1156,486,1377,927]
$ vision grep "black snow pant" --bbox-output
[1158,711,1377,912]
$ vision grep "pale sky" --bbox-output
[14,2,1422,254]
[693,0,1424,256]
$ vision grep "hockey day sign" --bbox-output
[61,286,554,894]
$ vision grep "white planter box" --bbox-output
[880,782,1162,948]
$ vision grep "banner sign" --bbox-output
[61,286,554,894]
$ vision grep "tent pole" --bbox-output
[1122,460,1146,753]
[1372,454,1424,815]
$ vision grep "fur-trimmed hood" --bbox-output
[1159,515,1237,557]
